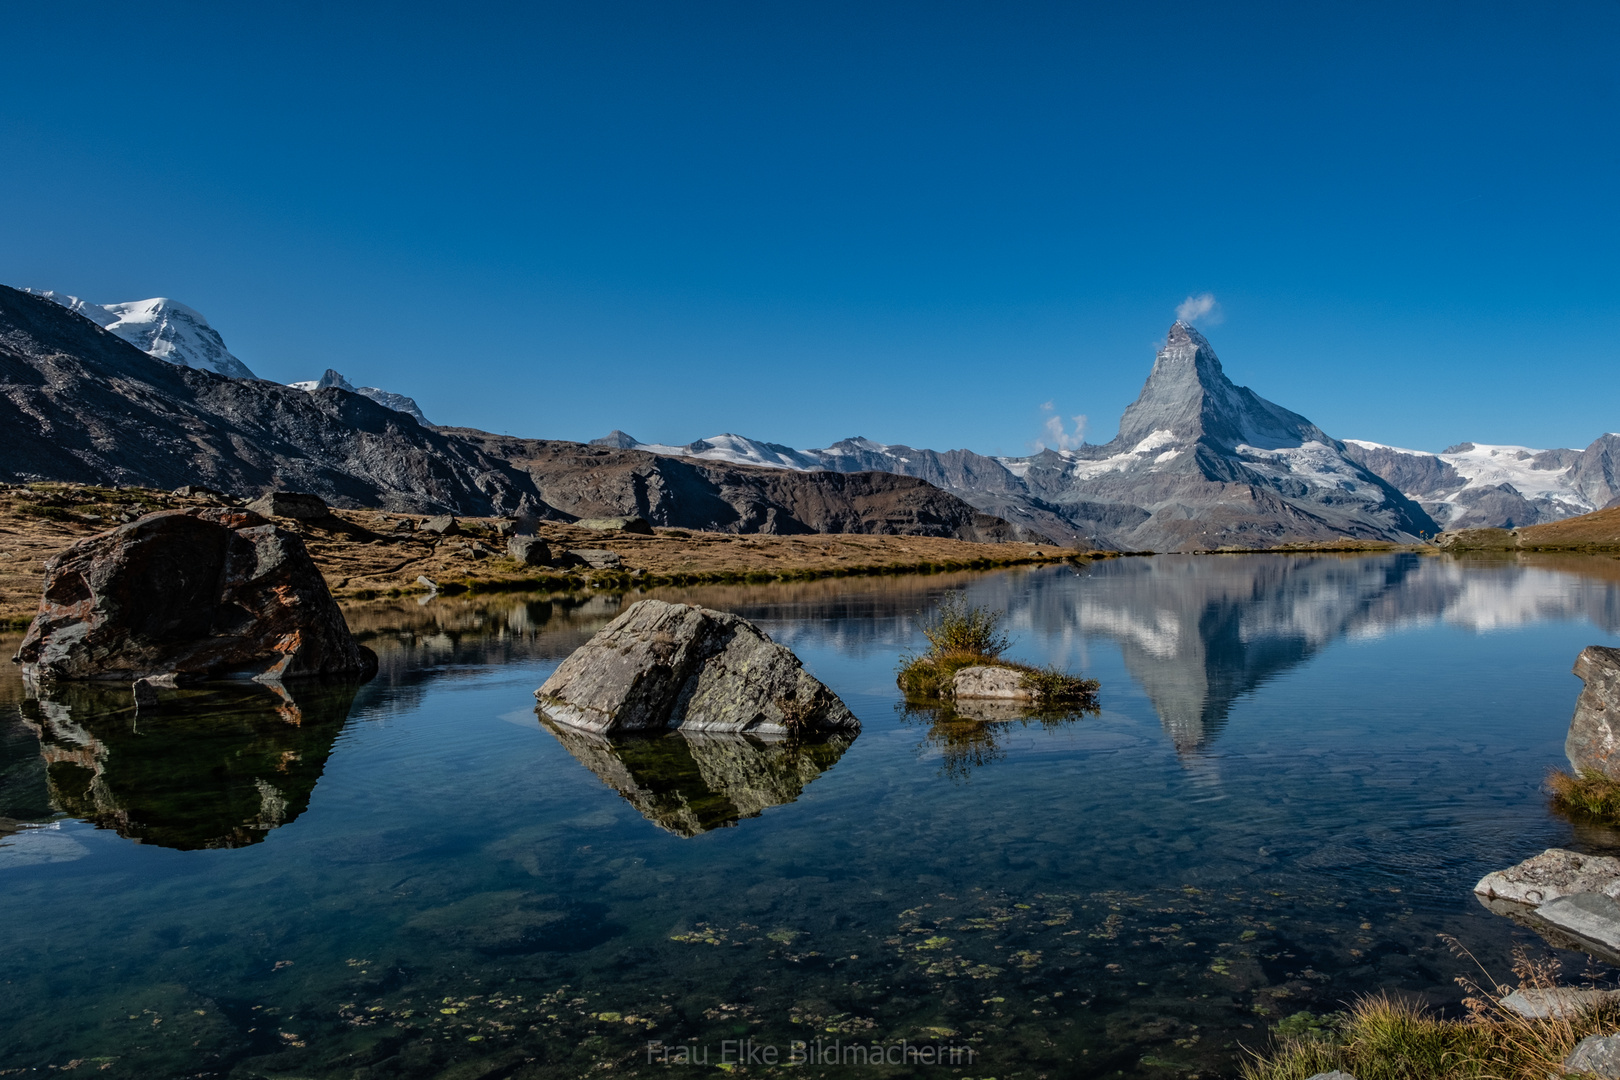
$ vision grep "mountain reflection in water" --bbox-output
[17,680,355,849]
[538,717,851,836]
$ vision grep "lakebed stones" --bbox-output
[246,491,329,520]
[535,599,859,737]
[1567,645,1620,779]
[13,508,376,684]
[1568,1035,1620,1080]
[1474,848,1620,907]
[953,665,1034,701]
[507,535,552,567]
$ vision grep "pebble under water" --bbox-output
[3,551,1620,1079]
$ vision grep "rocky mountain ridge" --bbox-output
[604,323,1437,550]
[0,285,1037,543]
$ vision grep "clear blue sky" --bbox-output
[3,2,1617,454]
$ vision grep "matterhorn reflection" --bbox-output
[538,717,852,837]
[961,553,1620,753]
[19,679,355,849]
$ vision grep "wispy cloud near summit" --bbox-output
[1175,293,1223,325]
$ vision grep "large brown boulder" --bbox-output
[13,508,376,683]
[1567,646,1620,778]
[535,599,859,736]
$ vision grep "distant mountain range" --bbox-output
[0,285,1034,543]
[9,285,1614,550]
[598,323,1620,548]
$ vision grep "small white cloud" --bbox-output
[1034,410,1088,452]
[1175,292,1223,325]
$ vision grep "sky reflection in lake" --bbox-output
[1,552,1618,1079]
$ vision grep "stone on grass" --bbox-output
[1304,1072,1358,1080]
[575,516,654,535]
[1499,986,1620,1020]
[507,536,552,567]
[246,491,328,520]
[13,508,375,683]
[1473,848,1620,907]
[953,665,1033,701]
[421,515,460,535]
[1567,1034,1620,1079]
[568,549,622,569]
[535,599,860,737]
[1568,646,1620,779]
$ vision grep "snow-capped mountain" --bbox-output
[1342,436,1620,528]
[26,290,257,379]
[597,322,1437,550]
[290,369,430,425]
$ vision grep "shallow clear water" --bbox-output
[3,552,1620,1079]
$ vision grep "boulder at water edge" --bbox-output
[535,599,859,736]
[12,508,376,683]
[1568,646,1620,778]
[1474,848,1620,907]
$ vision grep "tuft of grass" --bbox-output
[1243,945,1620,1080]
[916,593,1011,659]
[897,594,1097,708]
[1548,768,1620,823]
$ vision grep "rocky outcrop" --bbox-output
[13,509,377,683]
[535,599,859,736]
[1567,1034,1620,1079]
[247,491,329,520]
[576,516,654,535]
[507,535,552,566]
[1567,646,1620,778]
[539,720,852,836]
[1474,848,1620,907]
[1499,987,1620,1020]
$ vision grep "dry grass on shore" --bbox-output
[1548,768,1620,824]
[1244,948,1620,1080]
[0,483,1088,627]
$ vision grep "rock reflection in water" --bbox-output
[900,700,1099,780]
[20,680,356,849]
[538,717,851,836]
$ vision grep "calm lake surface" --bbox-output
[4,552,1620,1079]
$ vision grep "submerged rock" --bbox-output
[1474,848,1620,907]
[1567,646,1620,779]
[535,599,859,736]
[13,508,376,683]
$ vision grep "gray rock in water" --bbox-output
[247,491,328,520]
[1568,646,1620,779]
[507,535,552,567]
[1475,849,1620,907]
[535,599,860,736]
[568,549,622,569]
[1568,1034,1620,1079]
[1537,892,1620,952]
[1500,986,1620,1019]
[421,515,460,536]
[953,665,1033,701]
[575,516,654,535]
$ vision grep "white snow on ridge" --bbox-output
[632,433,826,471]
[28,290,258,379]
[290,369,429,425]
[1345,437,1593,519]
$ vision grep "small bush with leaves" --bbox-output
[916,593,1011,659]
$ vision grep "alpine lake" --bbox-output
[4,551,1620,1080]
